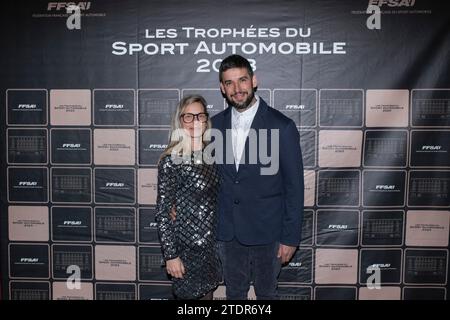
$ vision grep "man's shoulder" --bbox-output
[211,109,228,127]
[211,108,228,119]
[264,103,295,128]
[211,111,223,121]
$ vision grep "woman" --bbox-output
[155,95,221,300]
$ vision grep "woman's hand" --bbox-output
[166,257,185,279]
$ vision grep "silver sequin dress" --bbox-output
[156,153,221,299]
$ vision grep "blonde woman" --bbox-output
[155,95,221,299]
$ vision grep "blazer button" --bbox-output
[234,199,240,204]
[234,180,240,184]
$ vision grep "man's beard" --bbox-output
[227,90,255,110]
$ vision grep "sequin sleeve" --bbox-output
[155,154,179,260]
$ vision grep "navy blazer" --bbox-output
[211,97,304,246]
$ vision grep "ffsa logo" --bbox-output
[105,104,124,109]
[47,2,91,11]
[148,144,168,149]
[106,182,125,187]
[18,181,38,186]
[368,0,416,7]
[64,220,82,225]
[21,258,38,263]
[62,143,81,148]
[18,104,37,109]
[375,185,396,190]
[285,105,305,110]
[421,145,442,151]
[288,261,302,267]
[328,224,348,230]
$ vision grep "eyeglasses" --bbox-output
[180,112,209,123]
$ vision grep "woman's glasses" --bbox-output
[180,112,209,123]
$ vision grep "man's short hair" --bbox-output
[219,55,253,82]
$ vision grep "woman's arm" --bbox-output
[155,155,179,260]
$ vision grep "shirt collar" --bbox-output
[232,94,259,120]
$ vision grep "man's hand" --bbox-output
[166,257,185,279]
[170,206,176,221]
[277,244,297,264]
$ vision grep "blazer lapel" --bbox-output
[221,107,238,176]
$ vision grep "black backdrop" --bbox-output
[1,0,449,300]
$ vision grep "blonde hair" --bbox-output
[160,95,212,161]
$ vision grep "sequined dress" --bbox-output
[156,152,221,299]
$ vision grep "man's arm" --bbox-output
[278,120,304,262]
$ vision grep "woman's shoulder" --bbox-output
[158,153,184,171]
[159,154,174,167]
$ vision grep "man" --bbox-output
[212,54,304,300]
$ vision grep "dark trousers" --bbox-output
[218,238,281,300]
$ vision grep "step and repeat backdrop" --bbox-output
[1,0,449,300]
